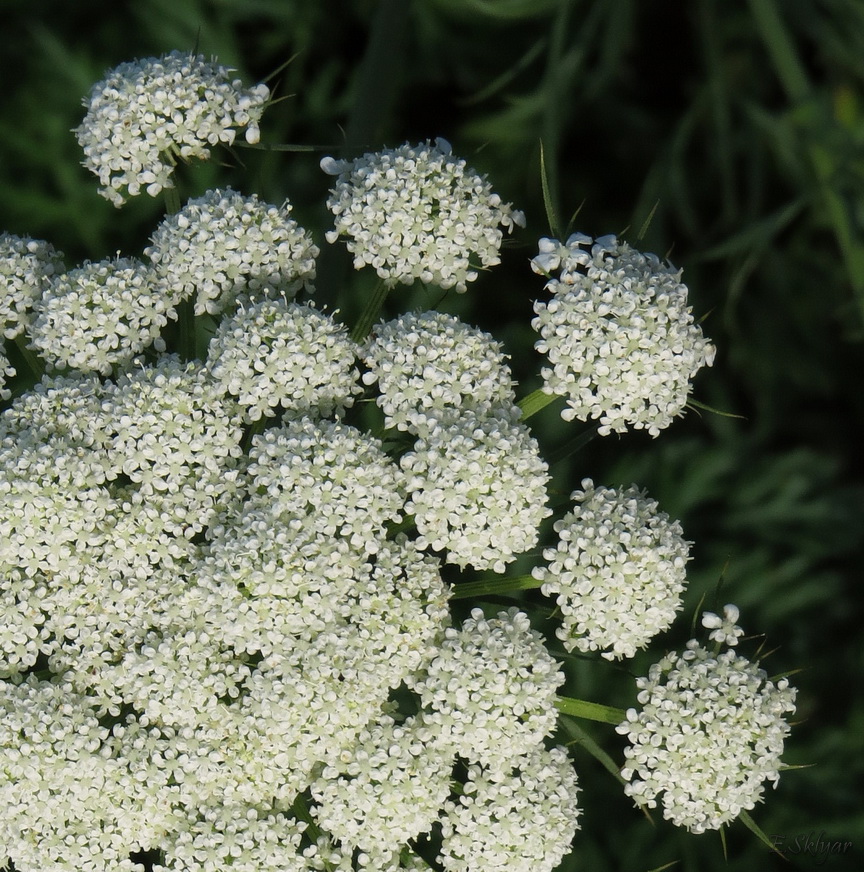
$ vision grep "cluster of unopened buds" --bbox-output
[0,51,795,872]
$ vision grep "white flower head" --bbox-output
[363,310,519,433]
[533,478,691,659]
[440,745,581,872]
[205,298,361,423]
[532,233,715,435]
[702,603,745,646]
[0,233,65,339]
[75,52,270,205]
[29,256,184,374]
[401,414,551,573]
[146,188,319,316]
[617,639,797,833]
[414,607,563,768]
[323,138,524,291]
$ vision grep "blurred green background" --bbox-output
[1,0,862,870]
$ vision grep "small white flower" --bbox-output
[75,52,270,205]
[323,139,524,291]
[532,233,714,436]
[206,297,361,422]
[414,607,563,769]
[29,256,184,374]
[440,745,581,872]
[702,603,745,646]
[401,413,550,572]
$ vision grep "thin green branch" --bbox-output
[517,387,560,419]
[450,574,542,600]
[350,280,390,343]
[556,695,627,725]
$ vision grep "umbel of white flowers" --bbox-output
[0,51,797,872]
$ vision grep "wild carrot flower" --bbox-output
[75,52,270,205]
[322,138,524,291]
[532,233,715,435]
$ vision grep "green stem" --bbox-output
[177,299,196,362]
[350,280,390,343]
[163,186,182,216]
[517,387,560,419]
[13,334,45,379]
[555,695,627,725]
[450,574,542,600]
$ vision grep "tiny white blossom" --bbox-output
[617,635,797,833]
[323,138,524,292]
[533,478,691,659]
[532,233,715,435]
[29,256,184,374]
[702,603,745,646]
[206,297,361,423]
[439,745,581,872]
[146,188,319,316]
[75,52,270,205]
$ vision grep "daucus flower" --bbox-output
[28,256,184,375]
[205,297,361,423]
[702,603,745,647]
[146,188,319,316]
[531,233,715,436]
[439,745,581,872]
[0,233,64,339]
[414,607,563,769]
[363,310,519,433]
[533,479,690,660]
[321,138,524,292]
[75,52,270,205]
[401,413,550,573]
[617,615,797,833]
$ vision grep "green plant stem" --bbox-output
[163,185,181,216]
[517,387,559,419]
[450,574,542,600]
[350,280,390,343]
[13,334,44,379]
[555,695,627,725]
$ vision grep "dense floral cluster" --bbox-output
[75,52,270,205]
[0,46,799,872]
[617,614,797,833]
[146,188,319,315]
[29,257,184,374]
[0,232,64,339]
[531,233,715,435]
[362,310,518,433]
[322,138,524,291]
[206,298,361,422]
[533,479,690,659]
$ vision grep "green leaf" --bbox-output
[517,387,561,419]
[686,398,747,420]
[539,139,561,239]
[450,574,543,600]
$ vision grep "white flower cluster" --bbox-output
[146,188,319,315]
[29,256,184,374]
[413,607,563,769]
[0,232,64,339]
[402,413,550,572]
[322,138,524,291]
[75,52,270,205]
[533,478,690,660]
[362,310,518,432]
[702,602,745,646]
[440,745,581,872]
[531,233,715,436]
[206,298,361,422]
[617,614,797,833]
